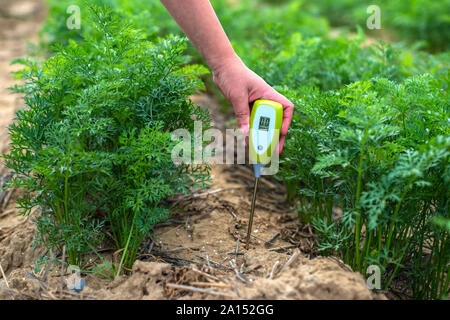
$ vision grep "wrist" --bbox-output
[209,52,244,76]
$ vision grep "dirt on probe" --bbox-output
[0,0,385,300]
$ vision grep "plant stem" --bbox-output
[385,178,413,256]
[354,130,367,271]
[116,207,139,277]
[361,229,373,272]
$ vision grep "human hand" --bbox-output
[212,56,294,153]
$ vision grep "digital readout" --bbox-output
[258,116,270,131]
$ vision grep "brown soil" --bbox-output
[0,0,385,300]
[85,256,382,300]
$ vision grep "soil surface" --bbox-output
[0,0,385,300]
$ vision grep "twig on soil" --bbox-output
[219,256,229,265]
[245,294,265,300]
[325,256,352,272]
[307,224,313,237]
[205,253,211,268]
[233,282,240,297]
[0,208,15,218]
[276,249,300,277]
[41,250,55,282]
[230,262,251,284]
[0,262,9,288]
[267,232,280,244]
[28,275,40,298]
[189,282,232,289]
[195,255,232,271]
[147,239,155,254]
[190,267,221,282]
[1,188,14,210]
[144,253,201,268]
[221,204,237,219]
[269,261,280,279]
[23,270,47,288]
[250,233,275,246]
[227,252,244,256]
[267,245,297,252]
[166,283,234,298]
[23,270,57,300]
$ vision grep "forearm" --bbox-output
[160,0,294,145]
[160,0,240,72]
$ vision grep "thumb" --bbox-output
[231,96,250,135]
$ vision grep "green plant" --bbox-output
[384,0,450,52]
[40,0,330,58]
[303,0,368,27]
[5,7,210,271]
[277,75,449,299]
[306,0,450,52]
[212,0,329,54]
[41,0,179,53]
[247,27,449,91]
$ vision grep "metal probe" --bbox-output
[245,177,259,249]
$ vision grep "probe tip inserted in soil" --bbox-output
[245,177,260,249]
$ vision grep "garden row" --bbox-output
[243,3,449,299]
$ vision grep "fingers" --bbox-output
[231,95,250,135]
[262,89,294,136]
[259,89,293,156]
[281,101,294,137]
[277,135,286,154]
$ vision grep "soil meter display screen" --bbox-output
[258,116,270,131]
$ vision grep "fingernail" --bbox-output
[239,125,249,136]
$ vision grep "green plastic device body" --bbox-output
[246,99,283,249]
[249,99,283,166]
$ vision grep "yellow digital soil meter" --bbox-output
[246,99,283,249]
